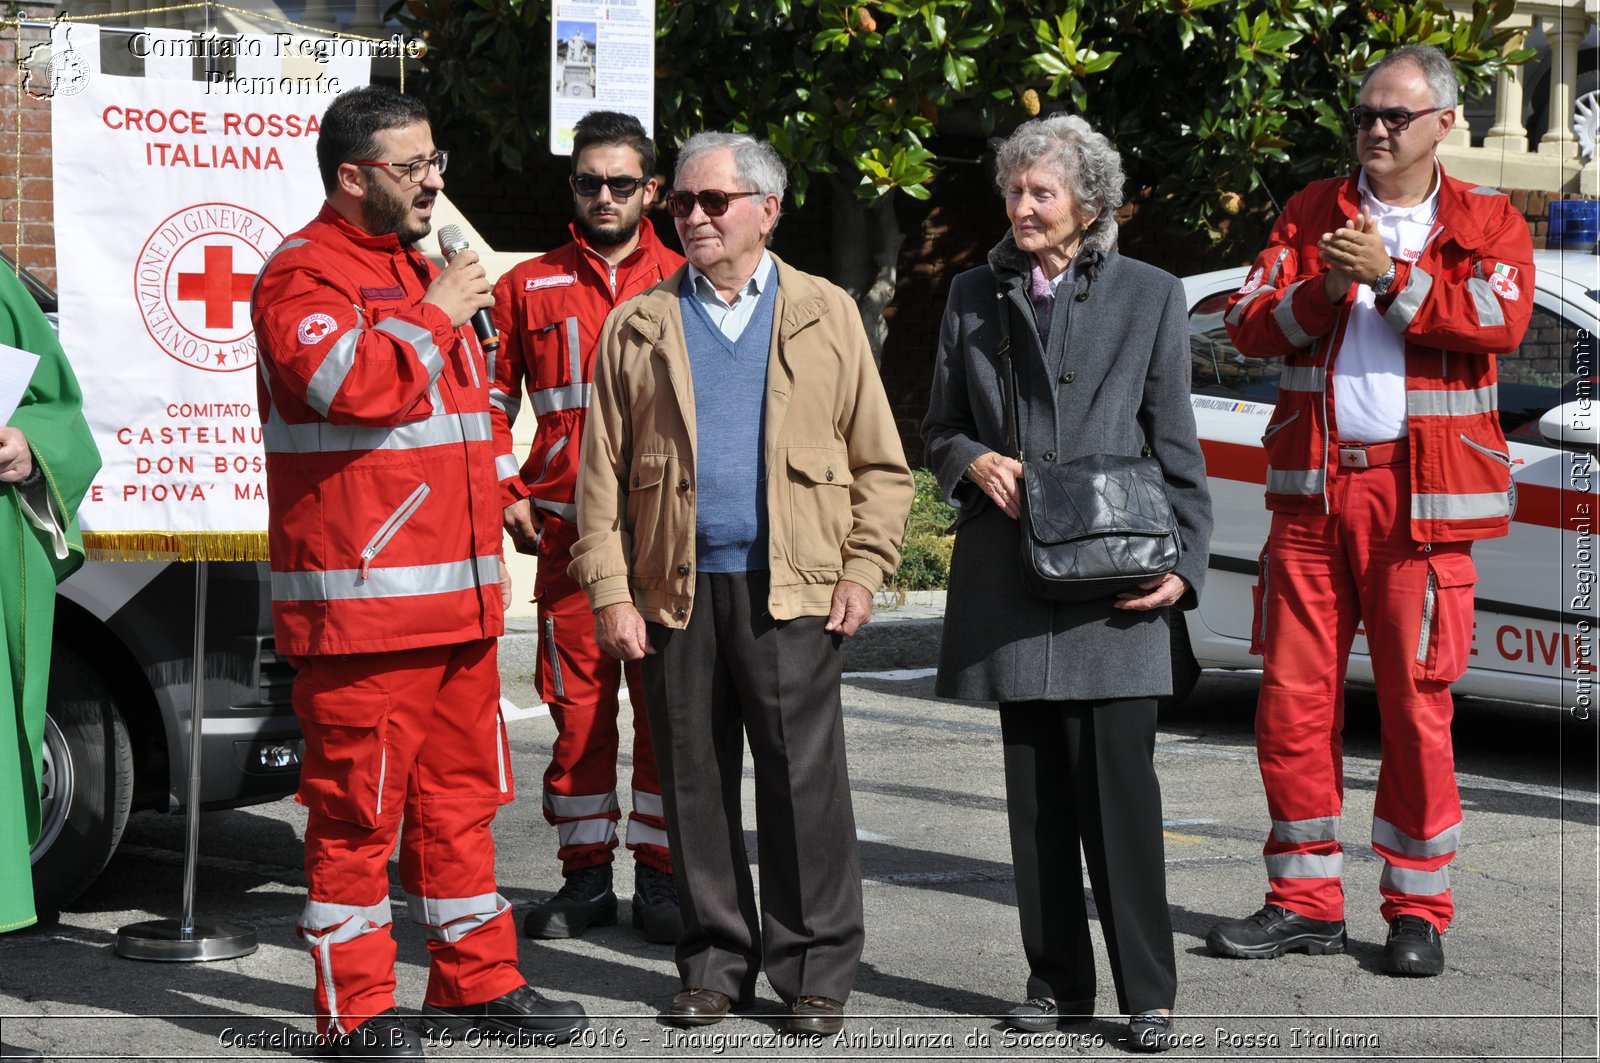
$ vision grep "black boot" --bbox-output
[522,863,616,939]
[632,863,684,944]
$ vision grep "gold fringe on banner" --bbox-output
[84,531,270,563]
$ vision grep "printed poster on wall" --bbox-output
[48,20,381,559]
[548,0,655,155]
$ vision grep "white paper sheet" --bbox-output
[0,341,40,424]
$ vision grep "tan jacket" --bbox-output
[570,255,913,625]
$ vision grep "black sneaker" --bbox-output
[1205,904,1347,959]
[1002,997,1059,1033]
[420,984,588,1045]
[633,864,684,944]
[323,1009,423,1059]
[1381,915,1444,977]
[1128,1012,1178,1053]
[522,864,617,939]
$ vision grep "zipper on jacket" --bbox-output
[543,615,566,699]
[1459,433,1512,466]
[1415,565,1438,665]
[1256,549,1271,649]
[495,706,509,794]
[360,483,431,579]
[1262,410,1301,441]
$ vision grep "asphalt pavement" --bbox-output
[1,593,1596,1061]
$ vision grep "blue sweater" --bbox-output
[680,281,775,572]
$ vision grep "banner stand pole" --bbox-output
[115,559,258,962]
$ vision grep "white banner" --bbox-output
[49,20,375,558]
[549,0,655,155]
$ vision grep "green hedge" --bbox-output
[888,468,957,592]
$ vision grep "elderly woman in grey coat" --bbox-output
[922,114,1211,1051]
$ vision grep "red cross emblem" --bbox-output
[175,244,255,329]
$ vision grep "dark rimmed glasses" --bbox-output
[665,188,760,218]
[571,173,647,199]
[1348,105,1443,133]
[348,150,449,183]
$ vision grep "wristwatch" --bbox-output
[1371,261,1397,297]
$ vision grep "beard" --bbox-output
[576,206,641,251]
[361,175,432,246]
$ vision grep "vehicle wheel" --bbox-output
[29,646,134,915]
[1161,612,1201,715]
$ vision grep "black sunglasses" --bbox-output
[1348,105,1443,133]
[664,188,760,218]
[571,173,646,199]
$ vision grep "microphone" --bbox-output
[437,224,500,354]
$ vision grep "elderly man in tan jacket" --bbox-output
[570,131,913,1036]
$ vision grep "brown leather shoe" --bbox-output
[785,995,844,1035]
[666,989,732,1027]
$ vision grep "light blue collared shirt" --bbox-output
[684,252,775,342]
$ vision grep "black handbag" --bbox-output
[998,292,1181,602]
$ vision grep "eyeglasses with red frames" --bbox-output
[347,150,449,183]
[1347,105,1444,133]
[665,188,760,218]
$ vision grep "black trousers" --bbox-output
[642,571,863,1005]
[999,698,1176,1016]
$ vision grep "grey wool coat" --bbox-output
[922,234,1213,703]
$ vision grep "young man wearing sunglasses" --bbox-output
[1207,44,1533,977]
[252,85,587,1058]
[570,131,912,1035]
[490,111,684,946]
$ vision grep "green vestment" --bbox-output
[1,267,100,931]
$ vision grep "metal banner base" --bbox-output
[115,918,258,962]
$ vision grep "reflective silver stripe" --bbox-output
[264,410,493,454]
[489,387,522,423]
[1407,385,1497,419]
[495,453,521,481]
[1373,817,1462,859]
[535,435,569,484]
[543,615,566,699]
[1224,285,1274,327]
[1465,277,1506,327]
[1411,491,1511,522]
[530,497,577,521]
[1380,863,1451,896]
[557,818,617,847]
[530,382,592,416]
[1265,852,1343,879]
[374,316,444,379]
[1264,247,1290,288]
[633,789,664,818]
[299,899,393,932]
[1279,366,1327,393]
[566,315,582,380]
[361,483,430,577]
[406,891,510,943]
[273,554,499,602]
[544,791,620,818]
[626,820,669,849]
[1385,265,1432,333]
[305,327,361,417]
[251,238,309,299]
[1272,816,1339,844]
[1467,184,1504,196]
[1266,466,1325,495]
[1272,280,1313,347]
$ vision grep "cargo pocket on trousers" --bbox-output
[1413,552,1477,683]
[1249,546,1270,656]
[295,686,391,828]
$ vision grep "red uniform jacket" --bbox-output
[489,218,682,523]
[252,205,507,655]
[1225,169,1534,543]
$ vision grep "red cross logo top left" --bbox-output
[134,202,285,372]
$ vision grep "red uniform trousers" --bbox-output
[535,517,670,875]
[1254,457,1474,933]
[292,639,525,1035]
